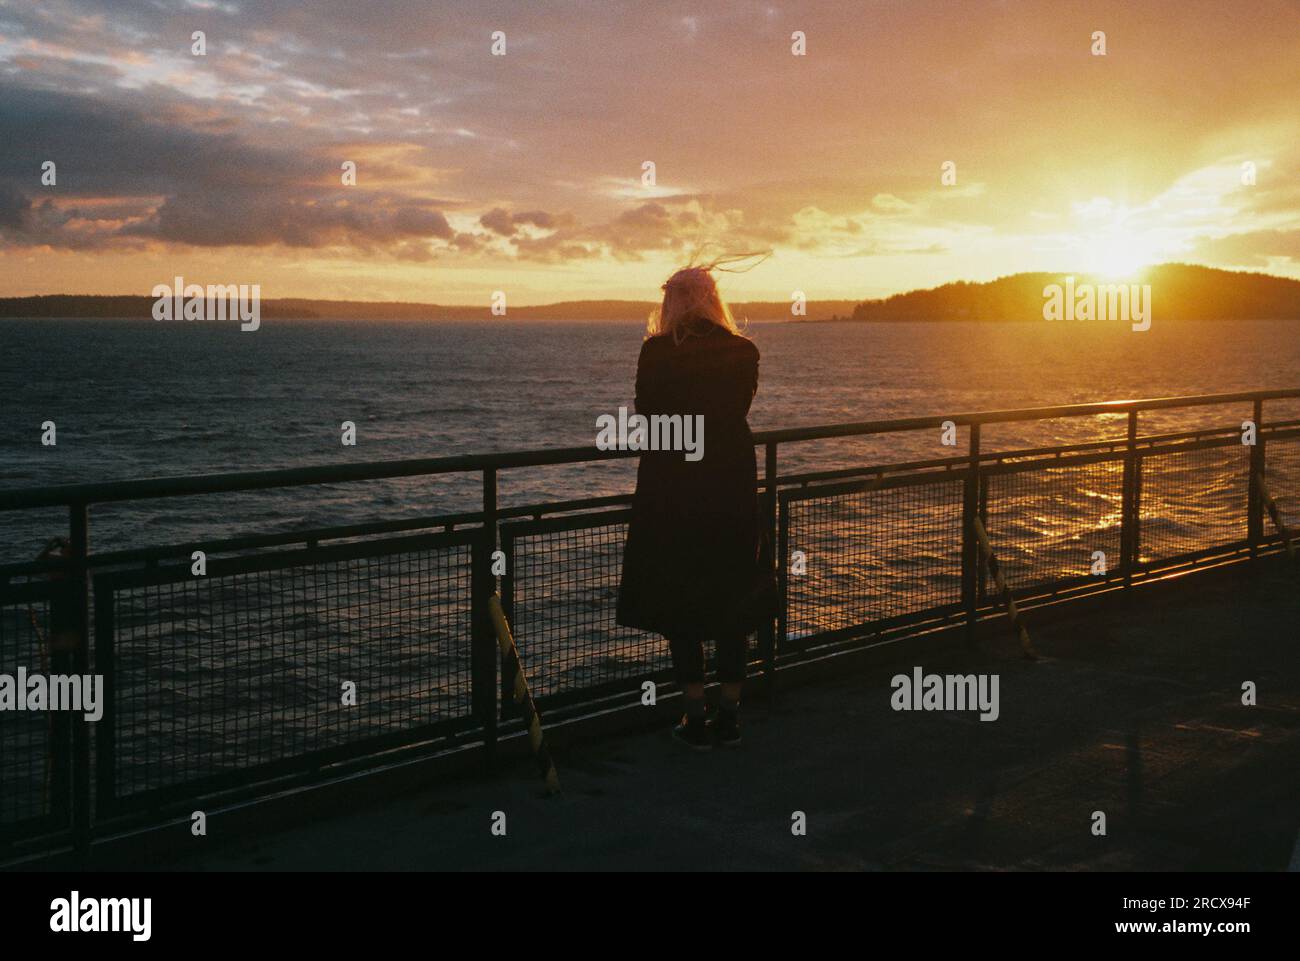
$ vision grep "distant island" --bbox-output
[0,294,859,323]
[1,264,1296,322]
[845,264,1300,323]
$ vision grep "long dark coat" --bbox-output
[615,321,764,639]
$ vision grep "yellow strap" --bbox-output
[487,594,562,795]
[972,517,1037,659]
[1255,472,1296,560]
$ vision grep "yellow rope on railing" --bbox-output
[1255,472,1296,561]
[488,594,560,795]
[971,516,1038,659]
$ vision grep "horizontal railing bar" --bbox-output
[979,447,1130,476]
[1262,424,1300,441]
[750,387,1299,444]
[4,423,1292,578]
[982,438,1126,460]
[4,495,643,575]
[498,492,633,519]
[770,454,971,488]
[0,558,63,581]
[501,507,634,538]
[92,530,479,591]
[0,579,59,603]
[1131,425,1240,447]
[767,444,1117,489]
[80,511,488,568]
[0,387,1295,511]
[780,466,971,502]
[1135,434,1252,458]
[0,448,637,510]
[764,424,1244,489]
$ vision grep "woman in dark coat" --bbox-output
[616,263,766,750]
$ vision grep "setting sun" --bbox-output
[1086,233,1161,279]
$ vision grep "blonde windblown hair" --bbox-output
[647,251,770,344]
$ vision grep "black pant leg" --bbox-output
[667,635,706,686]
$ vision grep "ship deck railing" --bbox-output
[1,387,1298,862]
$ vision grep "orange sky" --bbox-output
[0,0,1297,304]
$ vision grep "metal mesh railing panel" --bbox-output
[982,458,1125,591]
[1264,434,1300,531]
[1138,444,1250,563]
[506,517,671,702]
[107,543,473,804]
[783,477,964,644]
[0,594,58,834]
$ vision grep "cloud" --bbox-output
[479,207,561,237]
[479,207,515,236]
[513,210,555,230]
[0,85,456,252]
[1190,230,1300,268]
[0,184,31,229]
[872,193,916,214]
[497,197,770,264]
[125,191,453,248]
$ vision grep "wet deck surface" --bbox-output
[162,563,1300,871]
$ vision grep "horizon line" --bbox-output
[2,262,1295,310]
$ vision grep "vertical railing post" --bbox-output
[1248,398,1264,558]
[776,498,788,666]
[472,468,499,770]
[46,582,73,832]
[93,578,116,823]
[976,474,989,603]
[1132,439,1144,575]
[1121,410,1138,587]
[486,466,519,727]
[962,422,981,645]
[763,442,779,705]
[68,503,91,859]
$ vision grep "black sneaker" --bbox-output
[672,714,713,752]
[709,707,742,747]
